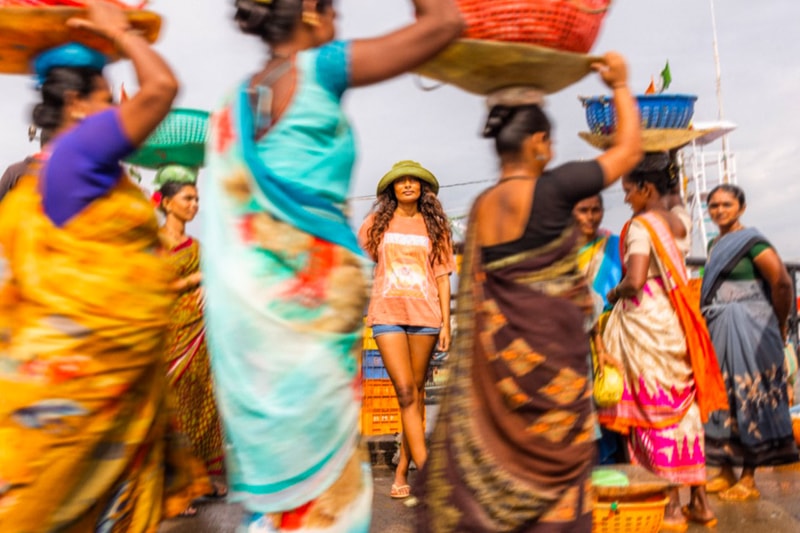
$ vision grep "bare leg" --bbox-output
[376,333,436,488]
[706,463,737,493]
[686,485,716,523]
[662,487,687,528]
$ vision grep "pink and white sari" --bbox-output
[598,212,726,485]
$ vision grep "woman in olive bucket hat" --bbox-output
[358,160,455,500]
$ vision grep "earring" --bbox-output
[302,11,320,26]
[535,153,547,161]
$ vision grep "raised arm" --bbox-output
[593,52,643,185]
[67,1,178,146]
[350,0,464,87]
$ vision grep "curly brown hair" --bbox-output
[364,181,452,266]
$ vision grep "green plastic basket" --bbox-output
[125,108,210,169]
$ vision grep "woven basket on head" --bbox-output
[579,129,713,153]
[414,39,600,96]
[125,109,210,169]
[0,7,160,75]
[456,0,612,53]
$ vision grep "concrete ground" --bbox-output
[159,462,800,533]
[158,465,414,533]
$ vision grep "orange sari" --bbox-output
[0,168,210,532]
[164,238,224,476]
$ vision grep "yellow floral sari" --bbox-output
[0,167,210,532]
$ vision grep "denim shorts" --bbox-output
[371,324,441,337]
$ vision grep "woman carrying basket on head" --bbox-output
[0,3,211,531]
[202,0,463,531]
[598,153,729,531]
[155,166,228,517]
[417,52,642,533]
[358,160,455,500]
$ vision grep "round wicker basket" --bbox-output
[456,0,612,53]
[582,94,698,135]
[0,7,161,75]
[593,497,669,533]
[125,109,210,169]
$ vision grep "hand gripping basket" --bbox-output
[582,94,698,135]
[456,0,612,53]
[125,108,210,169]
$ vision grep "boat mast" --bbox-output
[709,0,731,182]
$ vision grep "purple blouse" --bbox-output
[43,109,135,226]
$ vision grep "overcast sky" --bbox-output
[1,1,799,258]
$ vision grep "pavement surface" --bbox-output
[158,462,800,533]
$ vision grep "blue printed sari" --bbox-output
[203,41,372,532]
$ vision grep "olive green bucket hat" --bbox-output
[376,160,440,195]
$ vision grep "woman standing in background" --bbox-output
[359,161,454,500]
[701,184,797,502]
[156,166,228,516]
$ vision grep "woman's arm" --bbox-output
[436,273,451,351]
[350,0,464,87]
[608,222,650,304]
[607,254,649,304]
[169,271,202,293]
[753,247,793,341]
[67,2,178,145]
[357,215,377,261]
[593,53,643,186]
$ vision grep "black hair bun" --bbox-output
[482,105,514,138]
[633,152,670,174]
[234,0,272,35]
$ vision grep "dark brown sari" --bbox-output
[416,214,596,533]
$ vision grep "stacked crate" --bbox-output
[361,325,402,436]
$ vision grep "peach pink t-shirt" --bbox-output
[359,214,455,328]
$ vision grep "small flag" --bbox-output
[659,61,672,92]
[645,76,657,95]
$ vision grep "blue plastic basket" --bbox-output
[582,94,698,135]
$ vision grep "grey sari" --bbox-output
[700,228,797,466]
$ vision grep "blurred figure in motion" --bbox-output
[0,3,210,531]
[201,0,462,530]
[701,184,797,501]
[417,52,642,532]
[155,166,228,517]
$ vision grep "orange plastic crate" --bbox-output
[361,407,402,436]
[363,379,394,398]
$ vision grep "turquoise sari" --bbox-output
[203,41,371,532]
